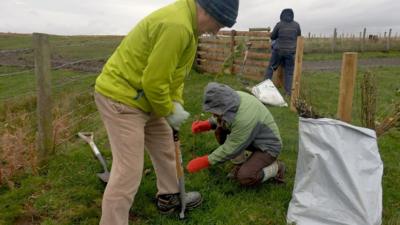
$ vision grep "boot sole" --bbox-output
[158,197,203,215]
[185,196,203,210]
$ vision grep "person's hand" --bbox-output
[166,102,190,131]
[186,155,210,173]
[191,120,212,133]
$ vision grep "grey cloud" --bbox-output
[0,0,398,35]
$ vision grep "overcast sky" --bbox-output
[1,0,399,36]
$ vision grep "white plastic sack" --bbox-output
[287,118,383,225]
[251,79,288,107]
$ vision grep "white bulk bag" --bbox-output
[287,118,383,225]
[251,79,288,107]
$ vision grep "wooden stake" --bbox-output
[337,52,358,123]
[33,33,53,165]
[230,30,236,74]
[290,36,305,112]
[332,28,337,53]
[361,28,366,52]
[386,28,392,52]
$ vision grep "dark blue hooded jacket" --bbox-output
[270,8,301,54]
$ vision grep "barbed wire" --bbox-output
[0,78,38,98]
[51,40,121,49]
[52,55,109,70]
[0,69,34,78]
[1,75,95,101]
[54,100,95,122]
[53,86,94,101]
[54,110,100,147]
[55,119,107,153]
[22,126,37,138]
[0,110,37,128]
[52,74,97,90]
[0,87,92,106]
[0,54,108,78]
[0,83,91,103]
[0,48,33,54]
[0,90,37,101]
[0,125,37,140]
[55,109,98,134]
[1,90,94,128]
[0,86,94,124]
[0,40,120,55]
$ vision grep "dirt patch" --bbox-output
[13,214,41,225]
[0,51,106,73]
[0,49,34,68]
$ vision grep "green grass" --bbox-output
[0,66,98,124]
[0,33,33,50]
[0,34,122,65]
[1,68,399,225]
[303,37,400,54]
[300,66,400,122]
[0,33,122,51]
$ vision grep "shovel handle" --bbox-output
[78,132,94,143]
[173,130,184,178]
[78,132,109,173]
[172,130,186,219]
[174,141,184,178]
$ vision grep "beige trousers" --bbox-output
[95,92,179,225]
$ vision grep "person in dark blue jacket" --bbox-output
[264,8,301,96]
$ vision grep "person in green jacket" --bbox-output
[187,82,286,186]
[94,0,239,224]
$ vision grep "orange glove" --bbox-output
[187,155,210,173]
[191,120,212,133]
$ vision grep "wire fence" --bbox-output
[0,69,34,78]
[0,36,112,185]
[305,28,400,53]
[1,30,399,184]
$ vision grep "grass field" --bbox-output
[0,34,399,225]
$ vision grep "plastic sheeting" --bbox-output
[287,118,383,225]
[251,79,288,107]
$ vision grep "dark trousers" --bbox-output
[215,127,276,186]
[264,50,295,96]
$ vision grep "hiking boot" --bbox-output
[156,191,202,214]
[274,161,286,183]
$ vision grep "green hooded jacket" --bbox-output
[202,82,283,165]
[95,0,198,117]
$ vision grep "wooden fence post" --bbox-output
[361,28,366,52]
[386,28,392,52]
[332,28,337,53]
[33,33,53,165]
[290,36,304,112]
[337,52,358,123]
[230,30,236,74]
[340,33,344,48]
